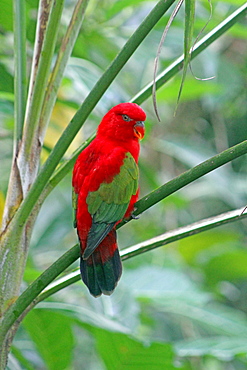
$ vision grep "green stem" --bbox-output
[131,140,247,218]
[175,0,195,107]
[22,0,64,157]
[38,0,89,143]
[121,207,247,260]
[13,0,26,151]
[11,0,176,229]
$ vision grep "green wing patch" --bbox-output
[84,152,139,258]
[86,152,138,223]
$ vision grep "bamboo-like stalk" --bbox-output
[1,0,27,230]
[175,0,195,106]
[18,0,64,196]
[132,140,247,218]
[13,0,26,150]
[38,0,90,145]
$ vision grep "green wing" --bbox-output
[84,152,139,259]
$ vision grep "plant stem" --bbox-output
[16,0,64,200]
[132,140,247,218]
[13,0,26,151]
[22,0,64,158]
[121,207,247,260]
[38,0,89,145]
[1,0,27,229]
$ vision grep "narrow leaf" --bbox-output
[175,0,195,111]
[152,0,184,121]
[23,309,74,370]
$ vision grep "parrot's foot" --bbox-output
[130,212,139,220]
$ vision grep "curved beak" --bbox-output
[134,121,145,140]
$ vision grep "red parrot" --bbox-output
[72,102,146,297]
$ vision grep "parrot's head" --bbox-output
[97,103,146,142]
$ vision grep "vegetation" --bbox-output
[0,0,247,368]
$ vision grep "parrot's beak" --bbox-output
[134,121,145,140]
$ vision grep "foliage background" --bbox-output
[0,0,247,369]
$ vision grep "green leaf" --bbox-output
[176,336,247,360]
[204,250,247,285]
[154,301,247,337]
[23,309,74,370]
[93,328,181,370]
[38,301,131,334]
[178,230,240,265]
[176,0,195,108]
[11,345,36,370]
[122,266,209,305]
[157,76,222,103]
[106,0,146,18]
[0,0,13,31]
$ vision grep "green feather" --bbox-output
[85,152,139,256]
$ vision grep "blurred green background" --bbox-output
[1,0,247,369]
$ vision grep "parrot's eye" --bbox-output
[122,114,131,122]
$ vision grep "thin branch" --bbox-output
[175,0,195,112]
[121,207,247,260]
[153,0,184,121]
[125,140,247,220]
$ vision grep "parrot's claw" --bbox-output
[132,215,139,220]
[131,211,139,220]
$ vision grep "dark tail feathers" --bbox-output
[80,248,122,297]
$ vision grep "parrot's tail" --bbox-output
[80,230,122,297]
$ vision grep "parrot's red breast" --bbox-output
[72,102,146,297]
